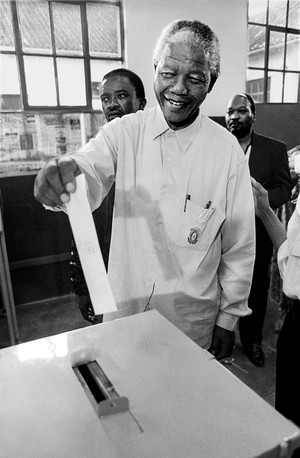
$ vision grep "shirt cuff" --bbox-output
[216,311,239,332]
[43,203,67,212]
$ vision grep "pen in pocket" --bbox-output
[184,194,191,212]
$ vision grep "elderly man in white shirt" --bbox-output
[34,19,255,361]
[252,154,300,441]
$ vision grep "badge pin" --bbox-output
[187,227,201,244]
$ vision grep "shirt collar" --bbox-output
[152,105,202,152]
[175,114,202,152]
[152,106,170,140]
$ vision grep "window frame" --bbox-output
[247,0,300,103]
[0,0,125,113]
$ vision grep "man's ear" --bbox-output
[208,75,218,93]
[139,98,147,110]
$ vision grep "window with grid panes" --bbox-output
[247,0,300,103]
[0,0,124,111]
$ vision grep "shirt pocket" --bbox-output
[169,199,225,251]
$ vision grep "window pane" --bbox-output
[288,0,300,29]
[57,58,86,106]
[0,55,22,109]
[248,25,266,67]
[248,0,267,24]
[0,1,15,51]
[24,56,56,106]
[269,0,287,27]
[268,31,285,70]
[18,1,52,54]
[52,3,83,56]
[267,71,283,102]
[286,34,300,71]
[283,72,299,102]
[87,3,121,57]
[90,60,121,109]
[246,69,265,102]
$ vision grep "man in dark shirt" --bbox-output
[70,68,146,323]
[225,93,292,367]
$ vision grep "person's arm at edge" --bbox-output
[252,177,287,250]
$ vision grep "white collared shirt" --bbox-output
[278,193,300,300]
[72,106,255,349]
[245,144,251,161]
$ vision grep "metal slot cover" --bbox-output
[73,360,129,417]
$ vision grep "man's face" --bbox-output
[225,95,255,139]
[154,42,211,130]
[100,75,142,122]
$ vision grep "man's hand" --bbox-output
[78,295,103,324]
[208,324,235,360]
[34,156,80,207]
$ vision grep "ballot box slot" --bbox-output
[73,360,143,440]
[73,360,130,417]
[76,363,108,404]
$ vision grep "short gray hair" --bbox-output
[153,19,220,84]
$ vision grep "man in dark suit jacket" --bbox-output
[225,93,292,367]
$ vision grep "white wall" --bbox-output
[123,0,248,116]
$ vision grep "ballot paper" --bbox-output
[66,174,117,315]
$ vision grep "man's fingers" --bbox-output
[34,157,79,207]
[34,163,62,207]
[213,344,233,361]
[251,177,262,191]
[215,350,228,361]
[39,187,62,208]
[58,157,80,195]
[46,158,73,203]
[208,346,217,357]
[251,177,268,198]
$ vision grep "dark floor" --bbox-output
[0,293,281,407]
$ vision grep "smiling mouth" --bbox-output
[165,97,187,107]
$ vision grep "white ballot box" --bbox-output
[0,310,299,458]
